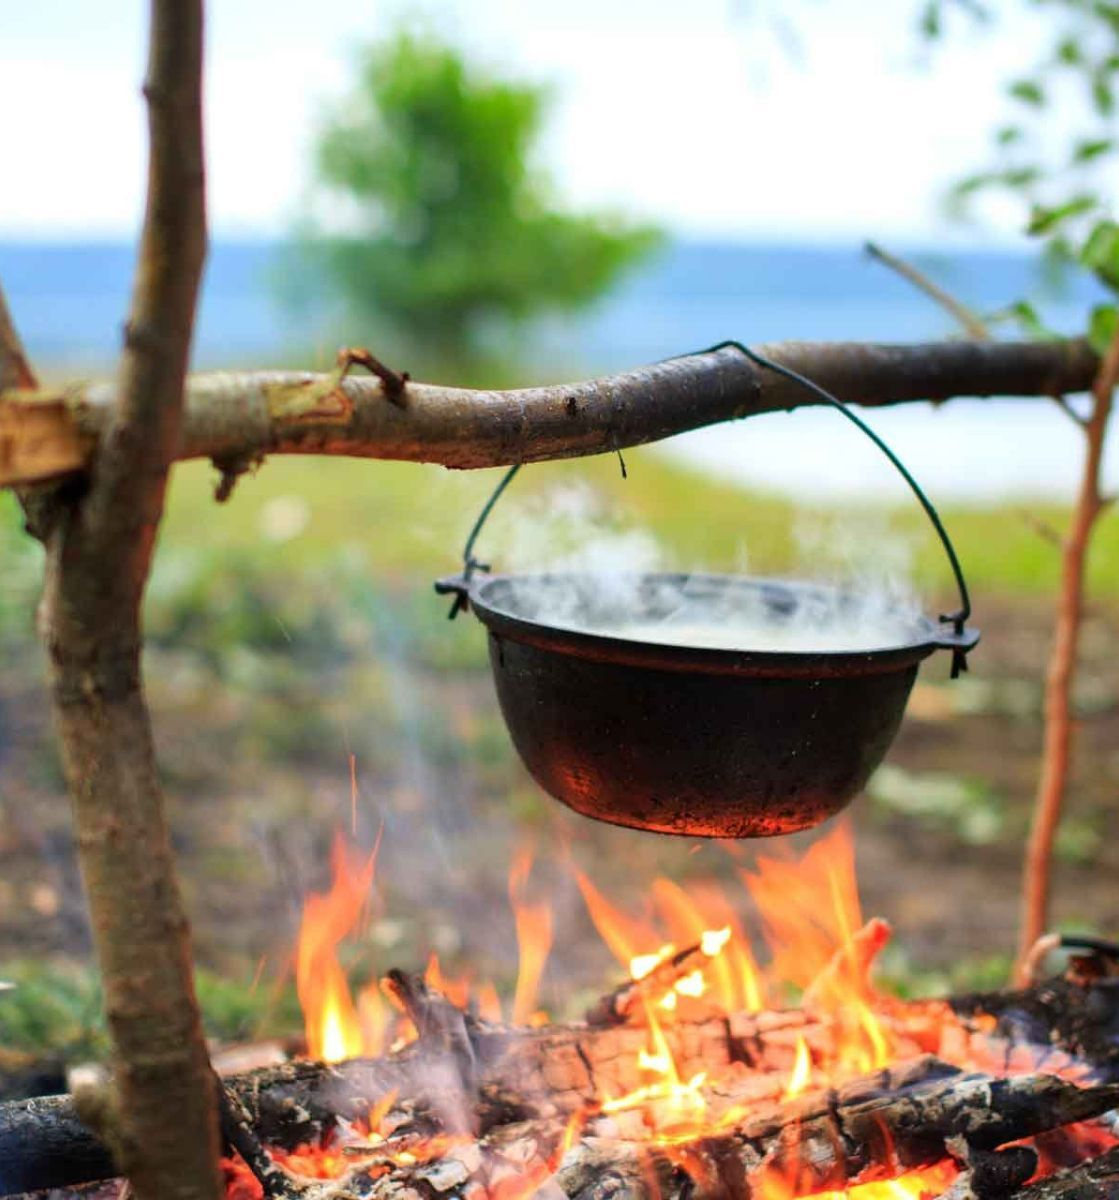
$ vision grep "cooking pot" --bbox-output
[435,343,979,838]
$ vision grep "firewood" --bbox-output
[1008,1144,1119,1198]
[348,1067,1119,1200]
[584,938,724,1027]
[3,977,1118,1198]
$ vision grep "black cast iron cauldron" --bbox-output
[438,571,977,837]
[435,343,980,839]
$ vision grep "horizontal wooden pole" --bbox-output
[0,338,1098,487]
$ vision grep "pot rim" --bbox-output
[455,570,979,680]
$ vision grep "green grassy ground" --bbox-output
[155,450,1119,598]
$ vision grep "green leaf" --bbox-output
[951,172,993,198]
[1081,220,1119,291]
[999,299,1050,339]
[1001,165,1042,188]
[1092,73,1115,116]
[1088,303,1119,354]
[1008,78,1045,106]
[919,1,941,39]
[1056,37,1082,66]
[1072,137,1114,163]
[1026,194,1097,235]
[995,125,1023,147]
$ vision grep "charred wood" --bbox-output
[1010,1145,1119,1198]
[950,979,1119,1079]
[4,976,1119,1198]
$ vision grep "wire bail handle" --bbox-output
[435,341,975,676]
[435,463,523,618]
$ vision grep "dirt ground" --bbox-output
[0,591,1116,1023]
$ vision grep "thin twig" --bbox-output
[216,1077,309,1200]
[1015,323,1119,983]
[1017,509,1063,548]
[1051,393,1089,429]
[865,241,990,340]
[0,282,36,391]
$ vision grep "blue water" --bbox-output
[1,239,1112,498]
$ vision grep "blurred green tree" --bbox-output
[299,29,662,376]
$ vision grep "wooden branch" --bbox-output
[865,242,990,340]
[0,282,37,392]
[1015,326,1119,981]
[584,939,717,1027]
[30,1,220,1198]
[0,337,1099,487]
[1011,1145,1119,1198]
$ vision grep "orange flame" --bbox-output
[295,832,380,1062]
[783,1035,812,1101]
[424,952,472,1010]
[573,867,660,968]
[509,847,554,1026]
[743,823,895,1073]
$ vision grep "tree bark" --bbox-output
[1015,330,1119,982]
[29,1,220,1197]
[0,337,1100,486]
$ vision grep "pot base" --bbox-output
[488,630,920,838]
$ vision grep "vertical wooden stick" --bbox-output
[33,0,220,1195]
[1015,331,1118,982]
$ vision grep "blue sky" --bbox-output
[1,0,1052,243]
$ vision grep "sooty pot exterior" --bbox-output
[484,629,925,838]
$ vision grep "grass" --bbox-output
[148,449,1119,601]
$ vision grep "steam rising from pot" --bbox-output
[487,481,924,655]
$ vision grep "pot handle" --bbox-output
[436,341,976,676]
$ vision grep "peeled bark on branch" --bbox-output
[551,1071,1119,1200]
[0,337,1099,486]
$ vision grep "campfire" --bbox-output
[188,823,1118,1200]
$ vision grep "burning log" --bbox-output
[0,1005,822,1192]
[1009,1145,1119,1198]
[584,934,732,1027]
[3,973,1118,1198]
[0,1093,115,1195]
[949,977,1119,1079]
[326,1064,1119,1200]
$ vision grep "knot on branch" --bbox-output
[121,318,168,357]
[336,346,410,407]
[48,638,142,707]
[211,450,263,503]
